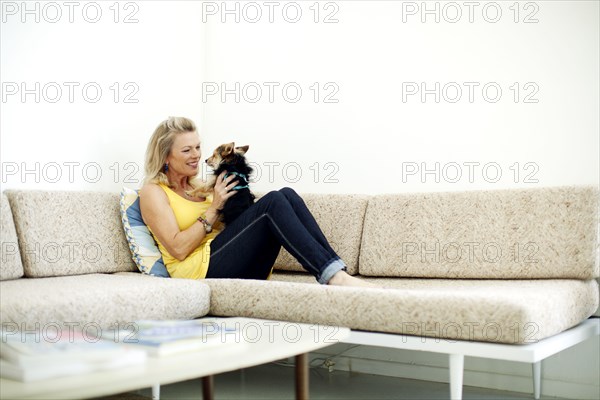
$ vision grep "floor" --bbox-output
[98,362,567,400]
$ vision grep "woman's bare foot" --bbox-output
[327,270,379,288]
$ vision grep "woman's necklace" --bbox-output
[182,187,194,199]
[180,185,205,202]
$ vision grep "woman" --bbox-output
[140,116,373,287]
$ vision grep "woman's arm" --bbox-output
[139,172,238,261]
[139,183,208,261]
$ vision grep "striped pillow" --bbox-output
[119,187,170,277]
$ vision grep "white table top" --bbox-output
[0,317,350,400]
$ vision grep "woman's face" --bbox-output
[166,131,201,177]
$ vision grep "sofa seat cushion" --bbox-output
[205,276,598,344]
[0,272,210,330]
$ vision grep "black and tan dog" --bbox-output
[189,142,255,225]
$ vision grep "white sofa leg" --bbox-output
[152,384,160,400]
[533,361,542,399]
[449,354,464,400]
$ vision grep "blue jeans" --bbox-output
[206,187,346,284]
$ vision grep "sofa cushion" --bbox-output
[1,193,24,281]
[206,275,599,344]
[120,187,170,277]
[273,193,369,275]
[5,190,137,278]
[0,273,210,330]
[359,186,599,279]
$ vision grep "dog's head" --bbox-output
[205,142,249,169]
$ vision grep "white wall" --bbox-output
[1,1,207,192]
[2,1,598,194]
[2,0,598,398]
[201,0,599,194]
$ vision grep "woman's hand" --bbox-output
[210,171,239,212]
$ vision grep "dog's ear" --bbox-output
[235,145,249,155]
[222,142,235,156]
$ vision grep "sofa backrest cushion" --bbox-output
[6,190,137,278]
[273,193,369,275]
[359,186,599,279]
[1,193,24,280]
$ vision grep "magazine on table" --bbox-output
[107,318,246,356]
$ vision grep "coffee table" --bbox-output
[0,317,350,400]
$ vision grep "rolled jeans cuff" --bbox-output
[318,258,347,284]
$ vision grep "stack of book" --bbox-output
[1,319,244,382]
[0,328,147,382]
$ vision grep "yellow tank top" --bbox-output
[151,184,222,280]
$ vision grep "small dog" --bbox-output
[189,142,255,225]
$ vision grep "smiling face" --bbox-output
[165,131,201,177]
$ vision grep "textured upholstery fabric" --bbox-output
[3,187,598,345]
[206,277,599,344]
[359,186,599,279]
[1,193,24,280]
[273,193,369,275]
[271,271,323,284]
[0,273,210,330]
[6,190,137,277]
[120,187,169,277]
[272,271,600,321]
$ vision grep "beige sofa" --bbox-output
[1,186,599,399]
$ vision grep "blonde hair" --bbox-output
[143,116,198,187]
